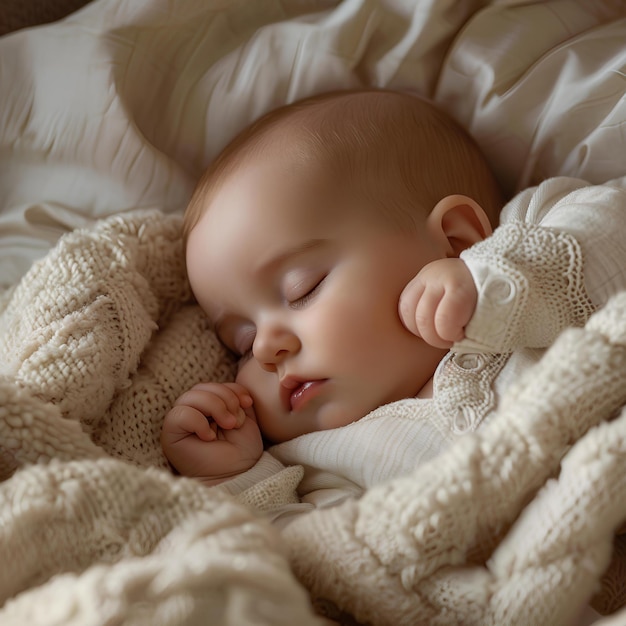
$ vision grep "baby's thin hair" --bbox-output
[183,89,503,241]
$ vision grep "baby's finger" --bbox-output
[434,282,476,344]
[175,386,241,429]
[165,406,216,442]
[221,382,254,410]
[415,285,452,348]
[203,384,250,429]
[399,277,425,336]
[433,291,469,344]
[187,383,243,412]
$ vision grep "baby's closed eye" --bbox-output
[286,273,327,309]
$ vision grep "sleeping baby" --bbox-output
[161,88,626,525]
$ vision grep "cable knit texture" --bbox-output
[0,211,325,626]
[284,313,626,625]
[2,209,626,625]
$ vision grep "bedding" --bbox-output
[1,0,626,624]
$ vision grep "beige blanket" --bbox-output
[2,1,626,623]
[2,211,626,625]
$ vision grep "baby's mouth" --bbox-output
[280,377,327,412]
[289,380,324,412]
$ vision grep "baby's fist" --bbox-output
[399,258,477,348]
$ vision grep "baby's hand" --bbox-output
[161,382,263,485]
[399,258,477,348]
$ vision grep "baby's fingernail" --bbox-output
[235,407,246,427]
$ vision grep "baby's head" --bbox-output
[185,89,502,443]
[184,89,501,240]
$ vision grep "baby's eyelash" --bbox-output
[289,276,326,309]
[236,348,253,371]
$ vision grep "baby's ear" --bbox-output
[426,195,492,257]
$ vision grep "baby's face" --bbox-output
[186,156,449,443]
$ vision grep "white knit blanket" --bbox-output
[2,211,626,626]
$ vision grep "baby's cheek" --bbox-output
[235,359,268,388]
[235,362,278,419]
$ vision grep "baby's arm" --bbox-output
[161,382,264,486]
[453,179,621,354]
[400,178,626,354]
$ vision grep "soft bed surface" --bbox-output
[1,1,626,625]
[0,0,624,290]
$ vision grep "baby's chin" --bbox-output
[314,402,372,432]
[260,398,380,443]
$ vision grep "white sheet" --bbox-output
[0,0,625,291]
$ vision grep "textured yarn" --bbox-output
[2,209,626,625]
[0,211,324,626]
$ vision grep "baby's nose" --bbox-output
[253,324,300,370]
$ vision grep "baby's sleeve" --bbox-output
[456,177,626,354]
[214,452,313,523]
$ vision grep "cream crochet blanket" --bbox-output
[2,211,626,626]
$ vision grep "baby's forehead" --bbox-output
[217,142,336,210]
